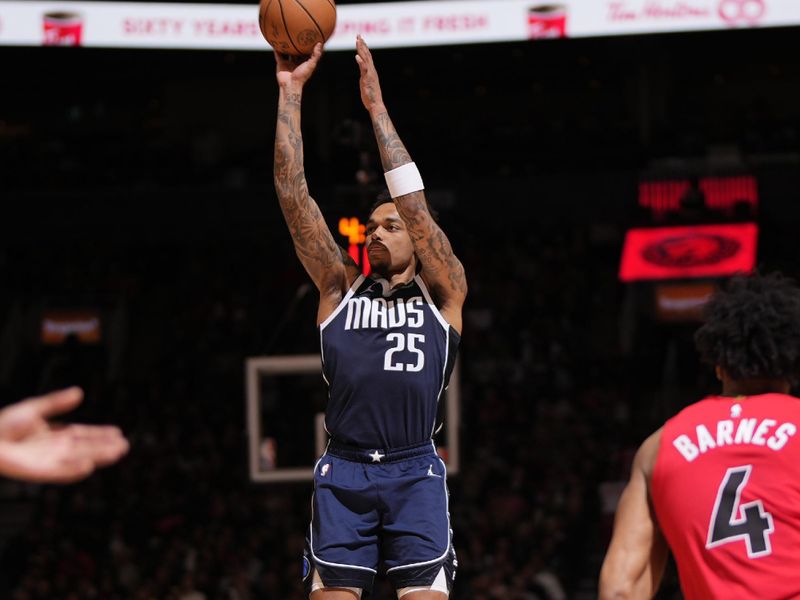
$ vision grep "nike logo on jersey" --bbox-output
[344,296,425,331]
[427,464,442,478]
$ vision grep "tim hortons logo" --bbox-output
[718,0,766,25]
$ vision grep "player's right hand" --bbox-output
[275,43,323,90]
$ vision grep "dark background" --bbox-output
[0,7,798,599]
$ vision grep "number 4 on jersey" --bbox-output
[706,465,775,558]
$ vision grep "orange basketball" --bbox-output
[259,0,337,56]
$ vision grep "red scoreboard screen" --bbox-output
[619,223,758,282]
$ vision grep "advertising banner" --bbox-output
[41,310,102,345]
[0,0,798,51]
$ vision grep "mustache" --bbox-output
[368,242,388,252]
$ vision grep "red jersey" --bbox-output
[652,393,800,600]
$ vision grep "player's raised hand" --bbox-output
[275,43,323,89]
[0,387,129,484]
[355,35,385,113]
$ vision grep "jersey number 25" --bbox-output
[384,333,425,372]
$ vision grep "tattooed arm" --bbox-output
[274,45,360,322]
[355,35,467,332]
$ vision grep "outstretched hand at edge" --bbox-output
[0,387,129,484]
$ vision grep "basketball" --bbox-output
[259,0,337,57]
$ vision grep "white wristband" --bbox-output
[384,162,424,198]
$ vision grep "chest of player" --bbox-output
[321,280,450,385]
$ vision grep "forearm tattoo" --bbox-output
[369,111,467,298]
[274,95,342,279]
[371,111,412,171]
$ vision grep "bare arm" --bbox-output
[274,45,359,316]
[599,430,669,600]
[355,36,467,332]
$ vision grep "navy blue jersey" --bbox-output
[319,274,460,449]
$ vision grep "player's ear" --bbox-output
[715,366,724,381]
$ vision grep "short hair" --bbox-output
[368,189,439,223]
[694,272,800,382]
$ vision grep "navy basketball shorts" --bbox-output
[303,440,457,596]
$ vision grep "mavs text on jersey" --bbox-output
[320,274,460,449]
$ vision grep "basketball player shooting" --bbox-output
[600,273,800,599]
[273,36,466,600]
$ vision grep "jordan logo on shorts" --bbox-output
[427,464,442,478]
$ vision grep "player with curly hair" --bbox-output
[600,273,800,600]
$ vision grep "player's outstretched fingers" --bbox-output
[357,35,374,62]
[0,387,85,442]
[27,387,84,419]
[355,35,367,61]
[307,42,323,67]
[66,425,130,467]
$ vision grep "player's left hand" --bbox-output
[0,387,129,484]
[355,35,385,113]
